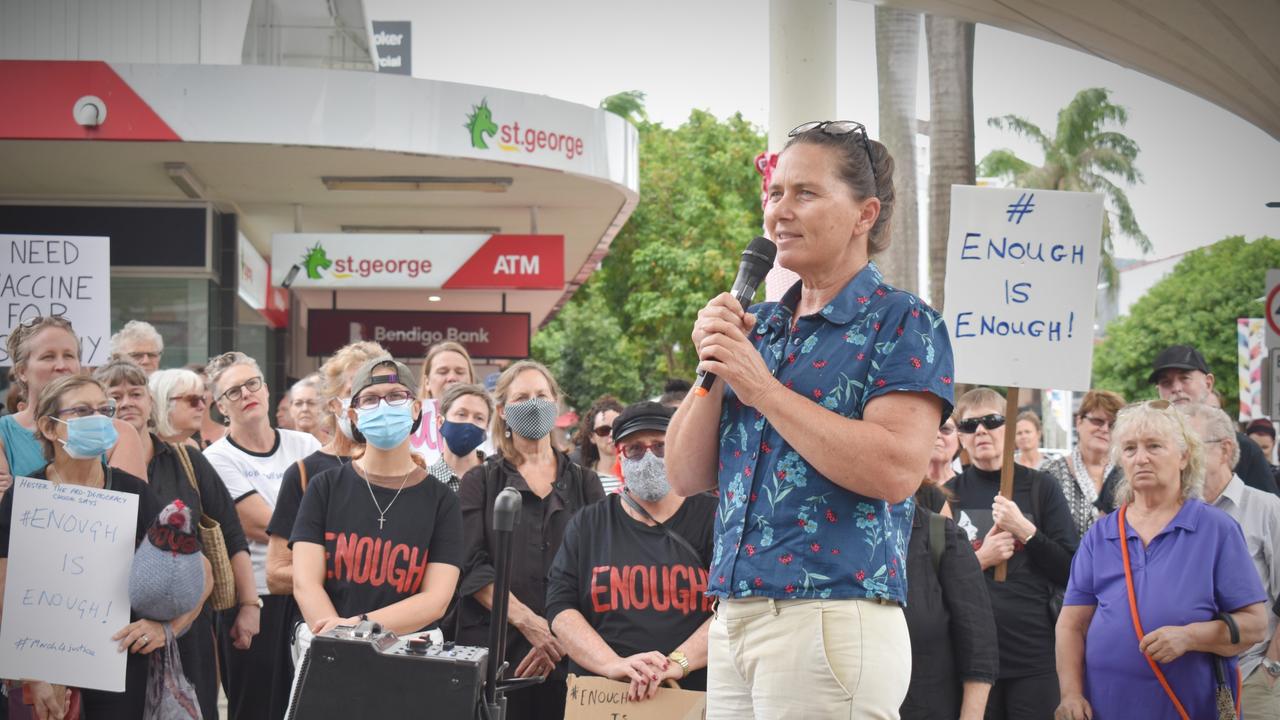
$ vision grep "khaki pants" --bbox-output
[1243,666,1280,720]
[706,597,911,720]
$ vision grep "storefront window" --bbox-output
[110,277,211,369]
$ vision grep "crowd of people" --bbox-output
[1,121,1277,720]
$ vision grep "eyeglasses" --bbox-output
[54,401,117,419]
[171,394,207,408]
[620,440,665,461]
[353,390,414,410]
[788,121,877,183]
[956,414,1005,434]
[938,423,957,437]
[292,399,320,409]
[1081,414,1115,430]
[219,376,264,402]
[593,426,613,438]
[127,351,161,362]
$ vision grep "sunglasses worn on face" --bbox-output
[593,426,613,438]
[957,414,1005,434]
[620,441,665,461]
[788,121,877,183]
[1081,415,1115,430]
[171,394,207,408]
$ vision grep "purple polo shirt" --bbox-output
[1064,499,1265,719]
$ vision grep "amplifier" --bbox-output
[289,622,489,719]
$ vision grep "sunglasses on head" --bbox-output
[956,414,1005,434]
[788,120,877,182]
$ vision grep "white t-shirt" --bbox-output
[204,428,322,594]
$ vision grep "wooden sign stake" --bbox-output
[995,388,1020,582]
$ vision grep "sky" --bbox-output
[373,0,1279,264]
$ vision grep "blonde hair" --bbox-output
[6,316,77,375]
[420,342,476,399]
[491,360,561,465]
[150,368,205,438]
[317,341,389,432]
[92,359,157,431]
[1110,401,1205,505]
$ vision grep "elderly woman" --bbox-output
[428,382,492,493]
[0,375,207,719]
[108,319,165,375]
[949,387,1078,719]
[289,374,330,445]
[458,360,604,720]
[667,120,955,717]
[0,316,146,493]
[573,395,624,494]
[918,414,960,516]
[95,359,259,720]
[1056,401,1268,720]
[1042,390,1126,540]
[1014,411,1046,470]
[150,368,211,447]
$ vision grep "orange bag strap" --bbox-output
[1118,505,1191,720]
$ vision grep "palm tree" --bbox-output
[925,15,976,311]
[978,87,1151,289]
[875,6,921,293]
[600,90,649,125]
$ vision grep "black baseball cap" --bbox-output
[612,401,673,443]
[1148,345,1211,384]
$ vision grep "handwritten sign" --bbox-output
[0,234,111,366]
[564,674,706,720]
[0,476,138,691]
[942,186,1104,391]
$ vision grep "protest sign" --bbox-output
[564,674,706,720]
[0,476,138,692]
[942,186,1104,392]
[0,234,111,366]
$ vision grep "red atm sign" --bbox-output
[307,310,530,359]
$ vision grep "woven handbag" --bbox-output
[175,443,238,611]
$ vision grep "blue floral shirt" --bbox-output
[709,262,955,603]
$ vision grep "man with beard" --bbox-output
[546,401,716,700]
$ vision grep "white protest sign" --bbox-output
[564,674,706,720]
[0,235,112,366]
[0,476,138,691]
[943,186,1104,391]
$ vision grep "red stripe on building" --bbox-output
[0,60,179,141]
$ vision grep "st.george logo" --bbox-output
[465,98,498,150]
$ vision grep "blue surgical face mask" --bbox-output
[355,402,415,450]
[53,415,119,460]
[440,420,486,456]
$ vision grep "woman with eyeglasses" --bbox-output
[150,368,211,448]
[289,374,331,446]
[1042,390,1127,540]
[948,387,1078,719]
[667,119,955,717]
[457,360,604,720]
[1055,401,1267,720]
[94,359,258,720]
[0,374,197,719]
[0,316,147,496]
[288,358,462,712]
[201,351,320,720]
[573,395,624,494]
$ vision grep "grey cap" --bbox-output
[349,356,416,400]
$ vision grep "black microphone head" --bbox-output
[740,236,777,275]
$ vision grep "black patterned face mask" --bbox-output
[504,398,558,440]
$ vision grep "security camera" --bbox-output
[73,96,107,127]
[281,264,302,289]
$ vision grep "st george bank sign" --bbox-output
[270,233,563,290]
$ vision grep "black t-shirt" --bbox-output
[948,464,1078,679]
[290,464,463,627]
[545,493,717,691]
[0,465,160,555]
[267,450,347,539]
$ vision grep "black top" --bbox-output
[546,493,717,691]
[147,435,249,557]
[456,452,604,670]
[290,464,463,629]
[949,464,1078,679]
[900,505,999,719]
[915,482,949,514]
[1235,431,1280,496]
[267,450,347,539]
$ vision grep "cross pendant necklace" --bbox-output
[361,463,412,531]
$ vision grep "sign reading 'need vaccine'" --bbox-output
[943,185,1104,391]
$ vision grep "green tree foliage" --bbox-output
[978,88,1150,290]
[1093,236,1280,416]
[532,104,766,410]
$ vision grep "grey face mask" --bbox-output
[622,451,670,502]
[504,398,558,440]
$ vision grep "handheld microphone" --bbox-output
[694,235,778,397]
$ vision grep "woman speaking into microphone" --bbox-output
[667,121,956,719]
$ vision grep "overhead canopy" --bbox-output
[874,0,1280,141]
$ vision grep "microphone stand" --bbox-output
[483,486,542,720]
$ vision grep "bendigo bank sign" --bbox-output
[308,310,530,360]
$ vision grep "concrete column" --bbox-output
[766,0,838,301]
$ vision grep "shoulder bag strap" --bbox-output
[174,443,200,498]
[619,490,702,565]
[929,511,946,572]
[297,459,309,493]
[1118,506,1191,720]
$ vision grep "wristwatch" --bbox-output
[667,651,690,679]
[1263,658,1280,677]
[241,597,264,609]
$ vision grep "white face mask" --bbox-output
[335,398,354,440]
